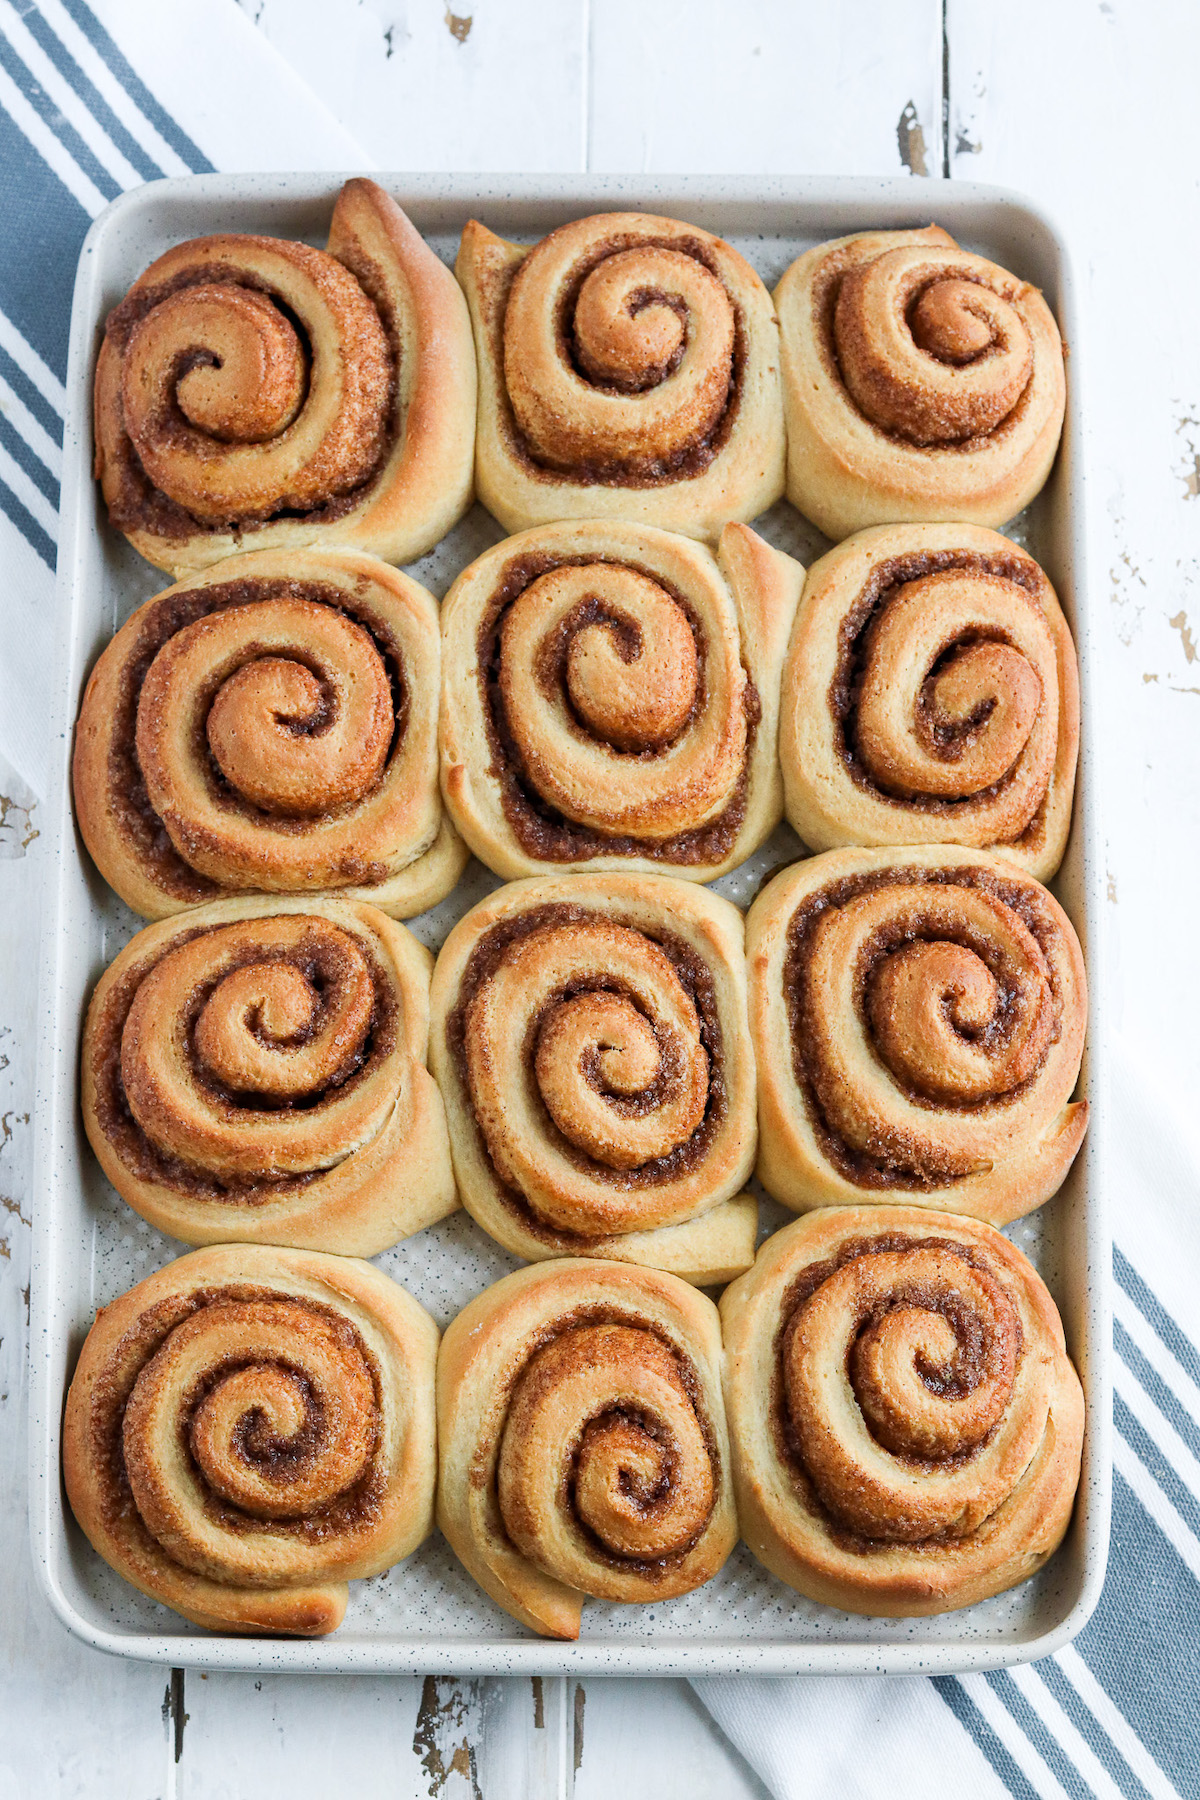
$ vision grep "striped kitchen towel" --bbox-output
[0,5,1196,1796]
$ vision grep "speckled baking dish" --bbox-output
[29,172,1111,1676]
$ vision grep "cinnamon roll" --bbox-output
[428,874,757,1284]
[63,1244,438,1635]
[439,520,803,882]
[781,525,1079,879]
[437,1259,737,1638]
[94,178,475,574]
[775,226,1066,539]
[457,211,785,539]
[748,848,1087,1224]
[73,547,467,920]
[720,1207,1085,1615]
[82,895,455,1255]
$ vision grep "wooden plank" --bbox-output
[179,1673,429,1799]
[587,0,945,175]
[180,1673,569,1798]
[946,0,1200,1271]
[234,0,590,172]
[573,1680,768,1800]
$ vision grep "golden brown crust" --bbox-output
[775,227,1066,540]
[439,519,803,883]
[72,547,468,920]
[81,894,456,1256]
[720,1207,1085,1615]
[747,847,1088,1224]
[63,1244,439,1636]
[780,524,1079,880]
[457,213,785,540]
[95,179,475,574]
[428,874,757,1284]
[437,1259,737,1638]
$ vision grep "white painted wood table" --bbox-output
[2,1,1199,1794]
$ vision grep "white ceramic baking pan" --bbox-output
[29,173,1111,1676]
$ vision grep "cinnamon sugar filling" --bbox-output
[767,1235,1027,1554]
[782,865,1065,1190]
[101,578,409,901]
[477,552,760,865]
[446,902,728,1248]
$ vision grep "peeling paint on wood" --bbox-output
[0,792,38,858]
[0,1190,31,1266]
[1173,414,1200,497]
[573,1682,586,1774]
[163,1669,188,1764]
[1168,610,1197,663]
[0,1193,30,1229]
[414,1676,484,1798]
[896,99,929,174]
[1108,532,1147,645]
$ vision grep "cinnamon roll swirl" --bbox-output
[437,1259,737,1637]
[775,227,1066,539]
[82,895,455,1255]
[428,874,757,1285]
[439,520,803,882]
[720,1208,1085,1615]
[94,178,475,574]
[781,525,1079,879]
[748,848,1087,1224]
[73,547,467,920]
[63,1244,438,1635]
[457,211,785,539]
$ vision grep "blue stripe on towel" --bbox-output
[1115,1393,1200,1545]
[1116,1317,1200,1469]
[1116,1246,1200,1393]
[14,1,165,182]
[0,339,62,443]
[0,28,121,202]
[1034,1659,1153,1800]
[0,104,91,380]
[54,0,212,172]
[930,1677,1040,1800]
[0,476,55,567]
[984,1668,1099,1800]
[0,408,59,508]
[1075,1471,1200,1795]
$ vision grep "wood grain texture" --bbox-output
[588,0,944,175]
[235,0,590,172]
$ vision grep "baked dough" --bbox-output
[457,210,785,539]
[775,226,1065,538]
[95,179,476,573]
[63,1244,438,1635]
[721,1207,1085,1615]
[780,524,1079,879]
[439,518,802,883]
[73,547,468,919]
[429,873,758,1284]
[82,894,456,1255]
[747,847,1088,1223]
[437,1258,737,1637]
